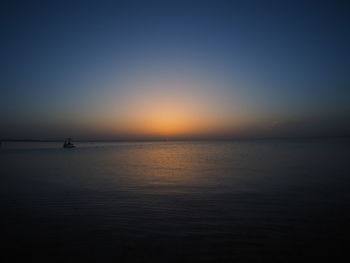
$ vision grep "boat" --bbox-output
[63,138,75,148]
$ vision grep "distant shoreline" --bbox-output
[1,135,349,143]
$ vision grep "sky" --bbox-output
[1,0,350,140]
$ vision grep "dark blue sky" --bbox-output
[1,0,350,139]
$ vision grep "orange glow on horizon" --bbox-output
[118,100,209,137]
[79,79,251,139]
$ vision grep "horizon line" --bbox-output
[1,134,350,143]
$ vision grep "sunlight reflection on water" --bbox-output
[1,139,350,262]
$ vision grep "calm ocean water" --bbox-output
[1,139,350,262]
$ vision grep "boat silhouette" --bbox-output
[63,138,75,148]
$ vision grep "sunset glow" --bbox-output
[1,0,349,140]
[2,1,350,262]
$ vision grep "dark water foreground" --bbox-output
[1,139,350,262]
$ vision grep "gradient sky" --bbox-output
[1,0,350,140]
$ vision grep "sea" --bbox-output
[1,138,350,262]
